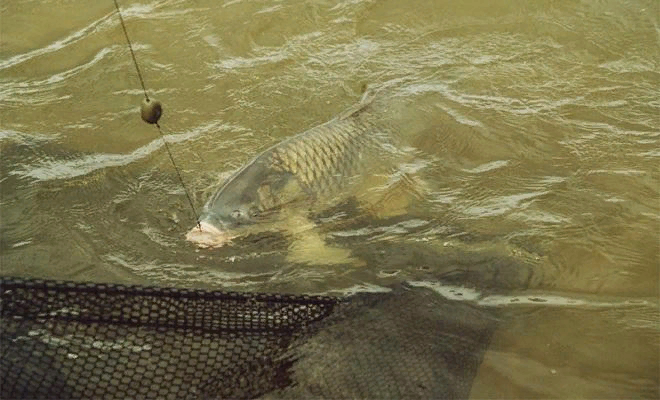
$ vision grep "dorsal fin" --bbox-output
[337,85,378,121]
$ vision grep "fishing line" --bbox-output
[112,0,201,230]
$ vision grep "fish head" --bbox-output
[186,156,306,248]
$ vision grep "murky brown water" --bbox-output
[1,0,658,398]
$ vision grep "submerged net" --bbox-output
[0,277,498,399]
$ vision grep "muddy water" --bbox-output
[1,0,658,398]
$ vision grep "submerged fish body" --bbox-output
[186,89,400,248]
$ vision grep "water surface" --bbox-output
[1,0,658,398]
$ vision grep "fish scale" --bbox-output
[269,117,379,197]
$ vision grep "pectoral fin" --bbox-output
[282,213,365,266]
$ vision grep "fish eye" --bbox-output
[231,210,242,219]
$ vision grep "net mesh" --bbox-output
[0,277,498,399]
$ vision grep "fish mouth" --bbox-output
[185,220,235,248]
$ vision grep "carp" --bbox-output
[186,88,421,262]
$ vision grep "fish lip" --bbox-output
[185,220,234,248]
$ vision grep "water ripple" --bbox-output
[9,121,236,181]
[0,11,115,71]
[0,47,115,104]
